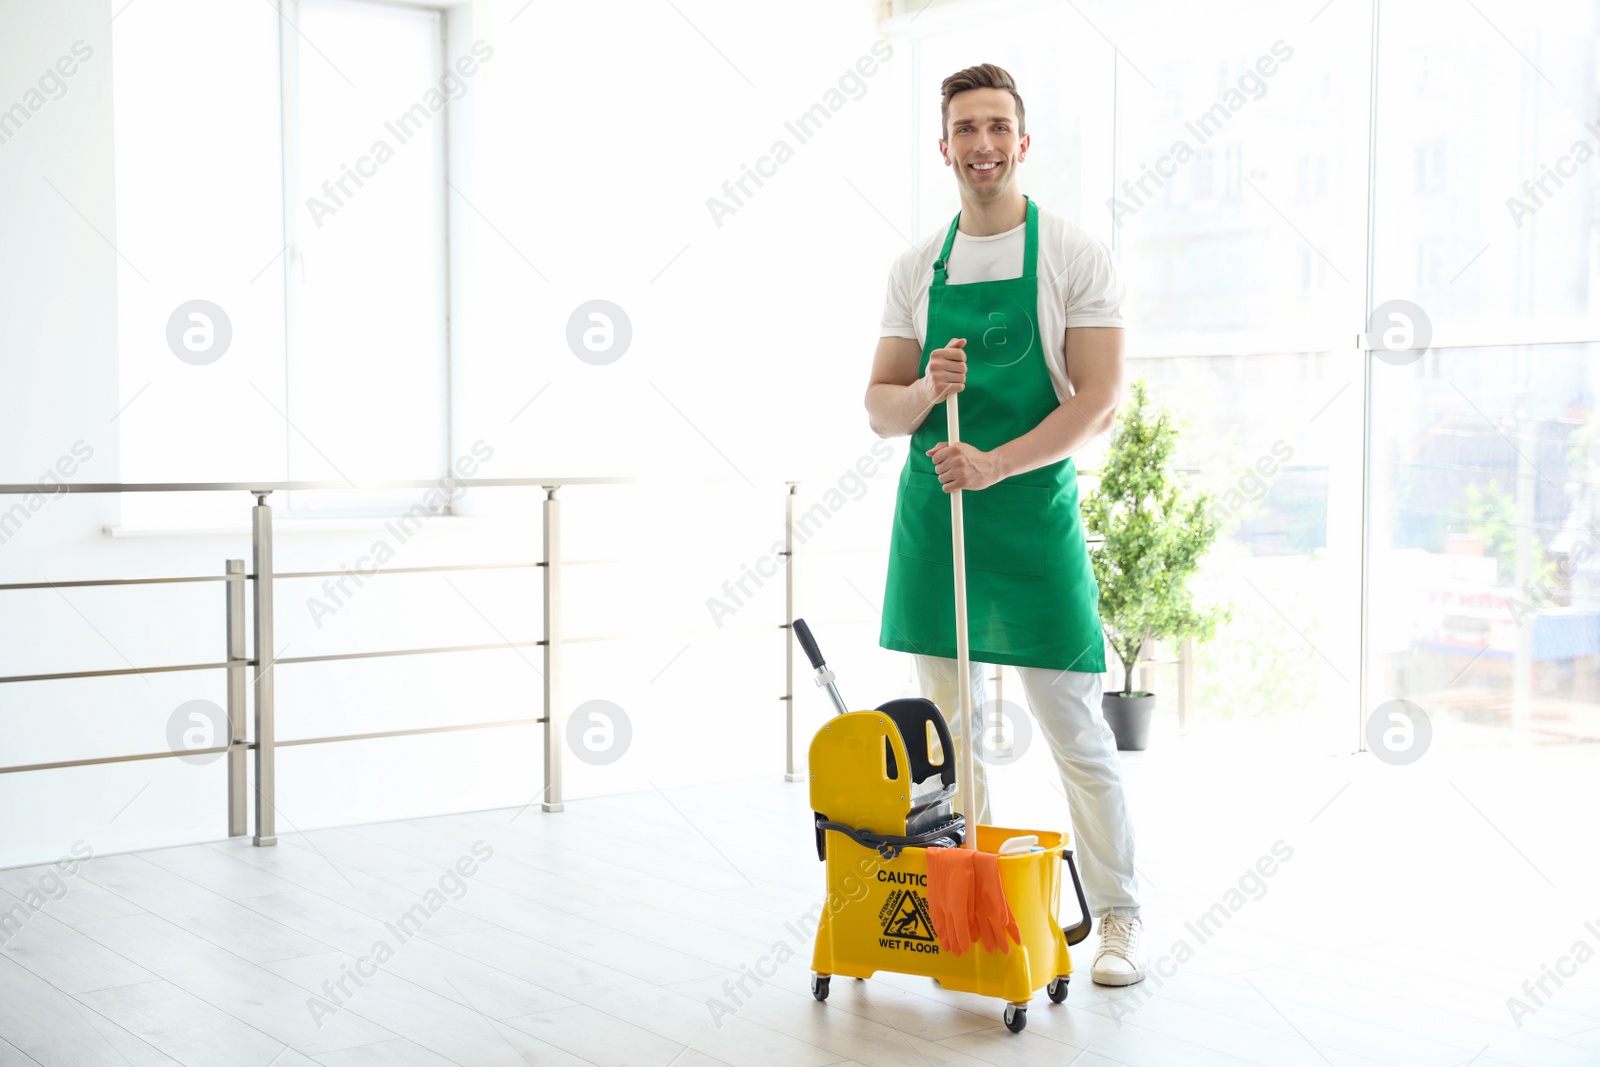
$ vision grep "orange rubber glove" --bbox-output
[925,847,975,956]
[972,851,1021,954]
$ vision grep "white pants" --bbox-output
[914,655,1141,919]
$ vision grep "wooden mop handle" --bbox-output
[947,391,978,850]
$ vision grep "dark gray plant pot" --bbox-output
[1102,692,1155,751]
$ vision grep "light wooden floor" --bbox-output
[2,739,1599,1067]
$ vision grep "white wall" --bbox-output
[0,0,919,868]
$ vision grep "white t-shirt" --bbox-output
[879,202,1125,404]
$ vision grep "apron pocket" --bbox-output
[898,471,1048,577]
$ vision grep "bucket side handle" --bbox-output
[1060,848,1093,946]
[873,697,958,789]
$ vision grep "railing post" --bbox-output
[251,492,277,846]
[225,558,247,837]
[783,482,803,781]
[541,487,564,812]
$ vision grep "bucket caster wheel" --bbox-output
[1004,1003,1027,1033]
[1048,976,1069,1003]
[810,973,830,1002]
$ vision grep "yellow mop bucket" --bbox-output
[790,391,1090,1033]
[795,689,1093,1033]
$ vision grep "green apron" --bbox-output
[879,196,1106,674]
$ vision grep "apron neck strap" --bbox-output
[932,194,1037,282]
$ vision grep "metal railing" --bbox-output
[0,479,643,847]
[0,475,1189,853]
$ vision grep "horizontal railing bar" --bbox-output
[784,546,880,557]
[0,661,234,684]
[0,623,769,685]
[0,473,956,497]
[0,574,241,592]
[0,747,237,775]
[275,717,544,748]
[0,717,546,775]
[0,471,1135,499]
[275,641,544,665]
[0,639,547,683]
[275,562,541,580]
[561,618,846,644]
[0,478,644,495]
[0,561,651,594]
[0,615,893,686]
[270,559,629,576]
[0,542,1114,596]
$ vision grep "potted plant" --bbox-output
[1081,378,1229,750]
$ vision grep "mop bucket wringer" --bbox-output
[793,620,1093,1034]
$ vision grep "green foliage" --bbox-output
[1082,378,1231,695]
[1453,482,1549,586]
[1189,544,1336,721]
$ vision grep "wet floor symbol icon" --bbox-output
[880,889,936,942]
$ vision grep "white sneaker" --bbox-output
[1090,913,1146,986]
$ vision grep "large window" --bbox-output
[1106,1,1368,753]
[895,0,1367,753]
[283,0,451,516]
[111,0,452,526]
[1366,1,1600,747]
[892,0,1600,752]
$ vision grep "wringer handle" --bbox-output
[793,618,826,671]
[947,391,978,850]
[792,617,849,717]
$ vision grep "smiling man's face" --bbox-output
[940,86,1028,199]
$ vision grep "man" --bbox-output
[863,63,1145,986]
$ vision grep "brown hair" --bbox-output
[939,63,1026,141]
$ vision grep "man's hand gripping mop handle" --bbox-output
[947,392,979,850]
